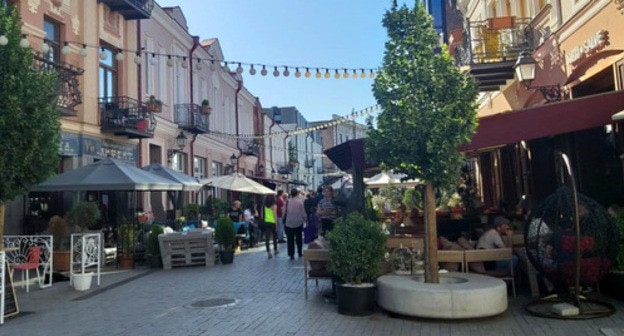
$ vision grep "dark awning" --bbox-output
[459,90,624,152]
[324,138,375,172]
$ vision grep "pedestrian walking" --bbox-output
[284,188,306,259]
[276,190,286,243]
[262,194,279,259]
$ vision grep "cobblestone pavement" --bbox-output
[3,246,624,336]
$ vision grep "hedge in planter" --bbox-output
[327,212,387,316]
[214,215,235,264]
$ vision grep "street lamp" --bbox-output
[230,153,237,173]
[513,50,561,102]
[167,131,188,160]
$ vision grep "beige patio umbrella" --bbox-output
[199,173,275,195]
[364,171,421,188]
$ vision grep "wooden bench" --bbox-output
[158,232,215,270]
[303,249,331,299]
[438,250,465,272]
[464,248,516,298]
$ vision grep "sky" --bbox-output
[155,0,414,122]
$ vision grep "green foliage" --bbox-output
[212,198,230,216]
[614,213,624,271]
[147,224,164,256]
[366,3,478,189]
[0,5,61,203]
[379,185,402,209]
[201,99,210,107]
[184,203,200,221]
[117,221,138,255]
[403,188,423,210]
[214,215,235,250]
[327,212,387,284]
[288,141,298,164]
[48,215,68,250]
[65,201,101,232]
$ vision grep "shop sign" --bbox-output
[59,131,80,156]
[567,30,609,65]
[82,136,137,162]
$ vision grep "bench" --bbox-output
[303,249,331,299]
[158,231,215,270]
[464,248,516,298]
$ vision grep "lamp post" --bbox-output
[514,50,561,102]
[230,153,237,174]
[168,131,188,163]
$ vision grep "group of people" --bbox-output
[226,186,339,260]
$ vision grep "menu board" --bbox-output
[3,261,19,319]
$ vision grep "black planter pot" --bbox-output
[336,283,376,316]
[220,250,235,264]
[601,271,624,301]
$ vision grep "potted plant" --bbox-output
[201,99,211,114]
[214,215,235,264]
[64,201,101,290]
[117,222,138,268]
[184,204,200,228]
[48,215,71,272]
[327,212,387,316]
[145,95,162,113]
[147,224,164,268]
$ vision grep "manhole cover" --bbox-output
[190,298,236,308]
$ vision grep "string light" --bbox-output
[324,69,330,79]
[249,64,256,75]
[40,39,50,54]
[343,69,349,79]
[150,53,158,65]
[99,47,107,60]
[295,68,301,78]
[210,60,218,71]
[360,69,366,78]
[283,67,290,77]
[315,69,322,79]
[236,63,243,75]
[61,41,71,55]
[19,34,30,48]
[80,44,88,58]
[272,66,279,77]
[115,50,124,62]
[305,68,311,78]
[166,56,174,67]
[0,35,8,46]
[334,69,340,79]
[181,57,188,69]
[134,52,142,65]
[261,65,267,76]
[195,59,203,71]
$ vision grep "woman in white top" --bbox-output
[244,200,259,247]
[284,188,307,259]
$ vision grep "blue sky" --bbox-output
[155,0,413,122]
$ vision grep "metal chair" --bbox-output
[10,246,41,293]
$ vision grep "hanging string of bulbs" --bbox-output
[1,33,381,79]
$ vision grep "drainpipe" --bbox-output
[188,37,199,176]
[269,118,275,178]
[234,79,243,172]
[136,20,143,168]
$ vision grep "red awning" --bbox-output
[460,90,624,152]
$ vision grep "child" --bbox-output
[305,206,321,244]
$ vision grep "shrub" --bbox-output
[327,212,387,284]
[147,224,164,256]
[65,201,101,232]
[214,215,235,250]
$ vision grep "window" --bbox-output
[171,153,186,173]
[99,44,117,98]
[211,161,222,177]
[44,18,61,63]
[194,156,207,179]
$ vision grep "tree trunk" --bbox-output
[0,202,4,250]
[424,182,439,283]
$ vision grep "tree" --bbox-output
[366,2,478,283]
[0,5,61,248]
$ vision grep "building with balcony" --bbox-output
[457,0,624,209]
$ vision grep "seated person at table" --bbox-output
[476,216,518,270]
[438,236,485,273]
[228,200,243,224]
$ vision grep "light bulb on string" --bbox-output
[260,65,267,76]
[80,44,88,58]
[115,50,124,62]
[150,53,158,65]
[99,48,108,60]
[369,69,375,78]
[181,57,188,69]
[305,68,311,78]
[61,41,71,55]
[343,69,349,79]
[40,39,50,54]
[166,56,174,67]
[360,69,366,78]
[195,59,203,71]
[210,60,218,71]
[352,69,358,79]
[249,64,256,75]
[315,69,322,79]
[334,70,340,79]
[283,67,290,77]
[295,68,301,78]
[19,34,30,48]
[222,61,231,72]
[273,66,279,77]
[324,69,331,79]
[0,35,8,46]
[236,63,243,75]
[134,52,142,65]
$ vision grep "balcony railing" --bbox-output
[238,139,260,157]
[99,96,156,139]
[277,163,293,175]
[32,52,84,116]
[98,0,154,20]
[304,159,315,169]
[174,104,209,134]
[454,17,533,66]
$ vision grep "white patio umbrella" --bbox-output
[142,163,203,191]
[364,171,421,188]
[200,173,275,195]
[33,157,184,191]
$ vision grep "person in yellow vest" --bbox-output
[263,194,279,259]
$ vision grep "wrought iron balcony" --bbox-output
[304,158,315,169]
[277,163,293,175]
[99,96,156,139]
[453,17,534,91]
[238,139,260,157]
[174,104,209,134]
[98,0,154,20]
[32,52,84,116]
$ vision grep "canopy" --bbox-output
[33,157,184,191]
[365,171,421,188]
[142,163,203,191]
[200,173,275,195]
